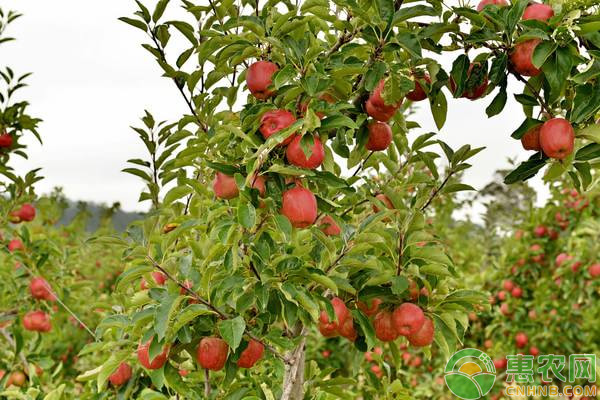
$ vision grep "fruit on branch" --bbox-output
[529,346,540,357]
[406,74,431,102]
[8,238,24,252]
[372,194,394,213]
[392,303,425,336]
[450,63,489,100]
[0,132,12,148]
[140,271,167,290]
[318,297,351,338]
[246,61,278,100]
[515,332,528,348]
[373,310,399,342]
[137,337,169,370]
[213,172,239,200]
[476,0,508,12]
[539,118,575,159]
[29,277,56,301]
[484,339,493,349]
[286,135,325,169]
[259,109,296,145]
[497,291,506,301]
[250,174,266,197]
[9,203,36,223]
[533,225,547,238]
[493,358,507,369]
[510,39,542,77]
[500,303,510,316]
[365,79,401,122]
[6,371,26,387]
[281,186,317,228]
[370,365,384,378]
[109,362,132,386]
[23,310,52,332]
[365,121,392,151]
[338,317,357,341]
[237,339,264,368]
[588,263,600,278]
[357,298,382,316]
[511,286,522,298]
[521,125,542,151]
[197,337,229,371]
[555,253,572,267]
[406,317,434,347]
[502,280,514,291]
[319,215,341,236]
[522,3,554,21]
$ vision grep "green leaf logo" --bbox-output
[444,348,497,400]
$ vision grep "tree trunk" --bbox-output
[281,337,306,400]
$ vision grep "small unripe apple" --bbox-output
[23,310,52,332]
[259,109,296,145]
[286,135,325,169]
[515,332,528,348]
[30,277,56,301]
[588,263,600,278]
[366,121,392,151]
[539,118,575,159]
[8,238,24,252]
[406,74,430,102]
[109,362,132,386]
[392,303,425,336]
[319,215,341,236]
[522,3,554,21]
[246,61,278,99]
[197,337,229,371]
[406,317,434,347]
[178,369,189,377]
[372,193,394,213]
[510,39,542,76]
[137,337,169,370]
[373,310,399,342]
[477,0,508,11]
[237,339,264,368]
[281,186,317,228]
[521,125,542,151]
[213,172,239,199]
[357,298,382,316]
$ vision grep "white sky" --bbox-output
[3,1,548,213]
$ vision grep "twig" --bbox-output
[351,151,374,178]
[204,369,211,397]
[420,171,454,211]
[511,72,554,116]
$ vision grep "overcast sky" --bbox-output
[3,1,548,213]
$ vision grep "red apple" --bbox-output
[406,74,431,102]
[237,339,264,368]
[259,109,296,145]
[366,121,392,151]
[484,339,493,349]
[529,346,540,357]
[286,135,325,169]
[213,172,239,199]
[246,61,278,100]
[511,287,522,298]
[500,302,511,316]
[528,309,537,319]
[373,310,399,342]
[522,3,554,21]
[281,186,317,228]
[0,133,12,148]
[515,332,528,348]
[6,371,26,387]
[521,125,542,151]
[365,79,401,122]
[555,253,572,267]
[29,277,56,301]
[503,280,514,291]
[23,311,51,332]
[510,39,542,77]
[338,317,357,341]
[392,303,425,336]
[109,362,132,386]
[493,357,507,369]
[372,193,394,213]
[539,118,575,159]
[197,337,229,371]
[406,317,434,347]
[319,215,341,236]
[140,271,167,290]
[588,263,600,278]
[357,298,382,316]
[533,225,547,237]
[497,291,506,301]
[450,63,489,100]
[250,174,266,197]
[137,337,169,370]
[8,239,24,252]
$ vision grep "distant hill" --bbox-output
[57,200,144,232]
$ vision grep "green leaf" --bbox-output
[218,316,246,352]
[320,115,359,130]
[155,293,180,341]
[397,32,422,59]
[172,304,215,333]
[532,41,557,68]
[450,55,470,99]
[376,0,394,23]
[486,86,507,117]
[364,62,387,92]
[571,83,600,124]
[576,123,600,143]
[442,183,476,193]
[514,93,539,107]
[273,64,296,89]
[511,118,543,139]
[504,156,546,184]
[353,310,376,349]
[575,143,600,161]
[118,17,148,32]
[163,185,192,206]
[153,0,170,22]
[430,91,447,130]
[238,202,256,229]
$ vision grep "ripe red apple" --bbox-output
[286,135,325,169]
[373,310,399,342]
[502,280,514,291]
[259,109,296,145]
[500,302,510,316]
[493,357,507,369]
[29,277,56,301]
[8,238,24,252]
[109,362,132,386]
[137,337,169,370]
[588,263,600,278]
[23,310,51,332]
[140,271,167,290]
[237,339,264,368]
[246,61,278,100]
[510,39,542,76]
[571,261,582,272]
[319,215,341,236]
[533,225,547,237]
[281,186,317,228]
[178,369,189,377]
[338,317,357,341]
[529,346,540,357]
[250,174,266,197]
[319,297,351,337]
[406,74,431,102]
[410,356,422,367]
[521,125,542,151]
[366,121,392,151]
[213,172,239,200]
[497,291,506,301]
[529,244,542,252]
[555,253,572,267]
[197,337,229,371]
[406,317,434,347]
[0,133,12,148]
[515,332,528,348]
[539,118,575,159]
[357,298,382,317]
[17,204,36,222]
[372,193,394,213]
[522,3,554,21]
[477,0,508,11]
[364,347,383,362]
[365,79,401,122]
[6,371,26,387]
[548,229,559,240]
[370,364,384,378]
[450,63,489,100]
[392,303,425,336]
[511,287,522,298]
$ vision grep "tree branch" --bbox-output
[511,71,554,117]
[420,171,454,211]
